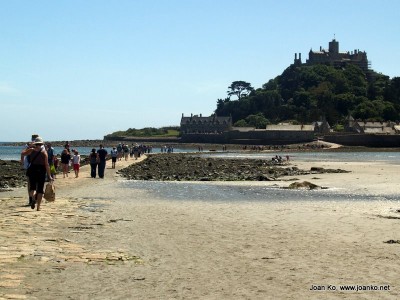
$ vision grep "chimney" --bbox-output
[200,113,202,117]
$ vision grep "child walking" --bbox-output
[72,150,81,178]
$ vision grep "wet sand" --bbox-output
[1,154,400,299]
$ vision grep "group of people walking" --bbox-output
[20,136,160,212]
[114,143,153,161]
[20,135,113,210]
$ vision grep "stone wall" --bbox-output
[181,129,314,145]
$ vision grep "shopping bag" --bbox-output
[44,183,56,202]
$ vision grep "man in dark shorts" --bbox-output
[97,144,108,178]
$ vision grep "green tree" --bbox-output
[343,64,368,96]
[245,113,269,129]
[368,73,390,100]
[334,93,356,115]
[227,81,254,100]
[214,65,400,129]
[262,79,278,91]
[233,119,248,127]
[385,77,400,105]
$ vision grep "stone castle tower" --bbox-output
[294,38,370,72]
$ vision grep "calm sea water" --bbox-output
[116,150,400,203]
[200,151,400,164]
[118,180,400,203]
[0,144,196,160]
[3,143,399,164]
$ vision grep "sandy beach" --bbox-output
[1,153,400,299]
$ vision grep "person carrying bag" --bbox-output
[25,137,53,211]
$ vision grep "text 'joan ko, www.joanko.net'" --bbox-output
[310,284,390,292]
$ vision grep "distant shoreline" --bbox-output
[2,139,400,153]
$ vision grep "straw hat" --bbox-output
[32,137,44,145]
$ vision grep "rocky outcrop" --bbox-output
[0,160,27,191]
[119,153,349,182]
[286,181,321,190]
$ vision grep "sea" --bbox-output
[117,150,400,203]
[2,143,400,203]
[0,143,197,161]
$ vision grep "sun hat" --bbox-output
[32,137,44,145]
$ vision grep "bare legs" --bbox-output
[28,190,43,211]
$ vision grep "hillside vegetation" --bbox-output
[105,126,180,138]
[106,64,400,137]
[216,64,400,129]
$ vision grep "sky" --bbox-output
[1,0,399,142]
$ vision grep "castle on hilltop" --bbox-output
[294,38,370,72]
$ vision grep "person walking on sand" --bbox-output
[110,147,118,169]
[72,150,81,178]
[46,142,55,181]
[123,144,129,161]
[89,148,98,178]
[25,137,53,211]
[60,149,71,178]
[97,144,108,178]
[117,143,123,161]
[21,134,39,205]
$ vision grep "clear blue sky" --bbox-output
[1,0,399,142]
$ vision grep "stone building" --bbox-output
[294,38,370,73]
[180,113,232,134]
[344,115,396,134]
[312,119,331,134]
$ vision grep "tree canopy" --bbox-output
[227,81,255,100]
[216,66,400,127]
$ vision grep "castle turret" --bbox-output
[329,39,339,54]
[293,52,302,65]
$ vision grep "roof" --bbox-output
[356,121,389,128]
[181,115,231,125]
[364,127,395,134]
[266,124,314,131]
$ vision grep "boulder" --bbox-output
[287,181,320,190]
